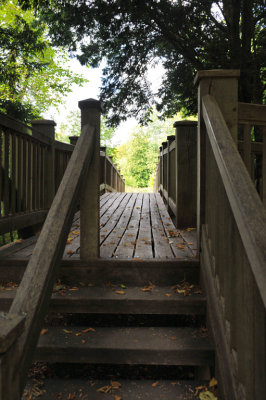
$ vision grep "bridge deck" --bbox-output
[0,193,197,260]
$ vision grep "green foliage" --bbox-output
[57,110,116,151]
[114,112,187,188]
[0,0,88,123]
[19,0,266,126]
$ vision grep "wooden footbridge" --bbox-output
[0,70,265,400]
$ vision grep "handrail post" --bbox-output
[173,121,197,227]
[69,136,79,146]
[167,135,175,213]
[162,142,167,203]
[194,70,240,246]
[79,98,102,260]
[31,119,56,208]
[100,146,107,193]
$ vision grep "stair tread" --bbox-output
[36,326,214,365]
[23,378,207,400]
[38,326,212,350]
[0,286,205,314]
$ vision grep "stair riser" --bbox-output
[0,259,200,285]
[34,349,214,366]
[0,297,206,315]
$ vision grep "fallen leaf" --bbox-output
[69,286,79,291]
[199,391,217,400]
[170,336,177,341]
[152,381,159,387]
[114,396,122,400]
[68,394,76,400]
[75,332,81,336]
[63,329,72,334]
[82,327,96,333]
[16,239,22,243]
[67,250,73,255]
[66,239,71,244]
[115,290,125,295]
[120,284,127,289]
[165,293,172,297]
[209,377,218,387]
[81,339,86,344]
[97,386,112,393]
[194,386,207,396]
[187,227,196,232]
[40,329,48,336]
[111,381,121,389]
[72,230,80,235]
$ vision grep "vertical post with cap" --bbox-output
[194,70,240,246]
[31,119,56,208]
[79,99,102,259]
[174,121,197,228]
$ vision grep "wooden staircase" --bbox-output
[0,258,215,399]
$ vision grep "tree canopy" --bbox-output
[19,0,266,126]
[0,0,87,122]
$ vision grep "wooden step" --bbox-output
[23,378,209,400]
[0,258,200,285]
[0,285,206,315]
[35,326,214,366]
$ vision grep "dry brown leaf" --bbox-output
[165,293,172,297]
[170,336,177,341]
[115,290,125,295]
[152,381,159,387]
[16,239,22,243]
[75,332,81,336]
[111,381,121,389]
[209,377,218,387]
[72,230,80,235]
[69,286,79,291]
[67,250,73,255]
[114,396,122,400]
[82,328,96,333]
[66,239,71,244]
[40,329,48,336]
[97,386,112,393]
[81,339,86,344]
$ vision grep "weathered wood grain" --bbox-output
[2,123,96,400]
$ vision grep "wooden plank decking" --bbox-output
[0,193,197,260]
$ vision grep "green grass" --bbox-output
[125,185,153,193]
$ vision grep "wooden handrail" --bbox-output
[238,102,266,125]
[202,94,266,307]
[0,123,96,399]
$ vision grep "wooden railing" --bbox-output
[237,102,266,206]
[195,70,266,400]
[0,99,102,399]
[0,114,123,241]
[0,114,74,237]
[100,146,125,193]
[154,122,197,228]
